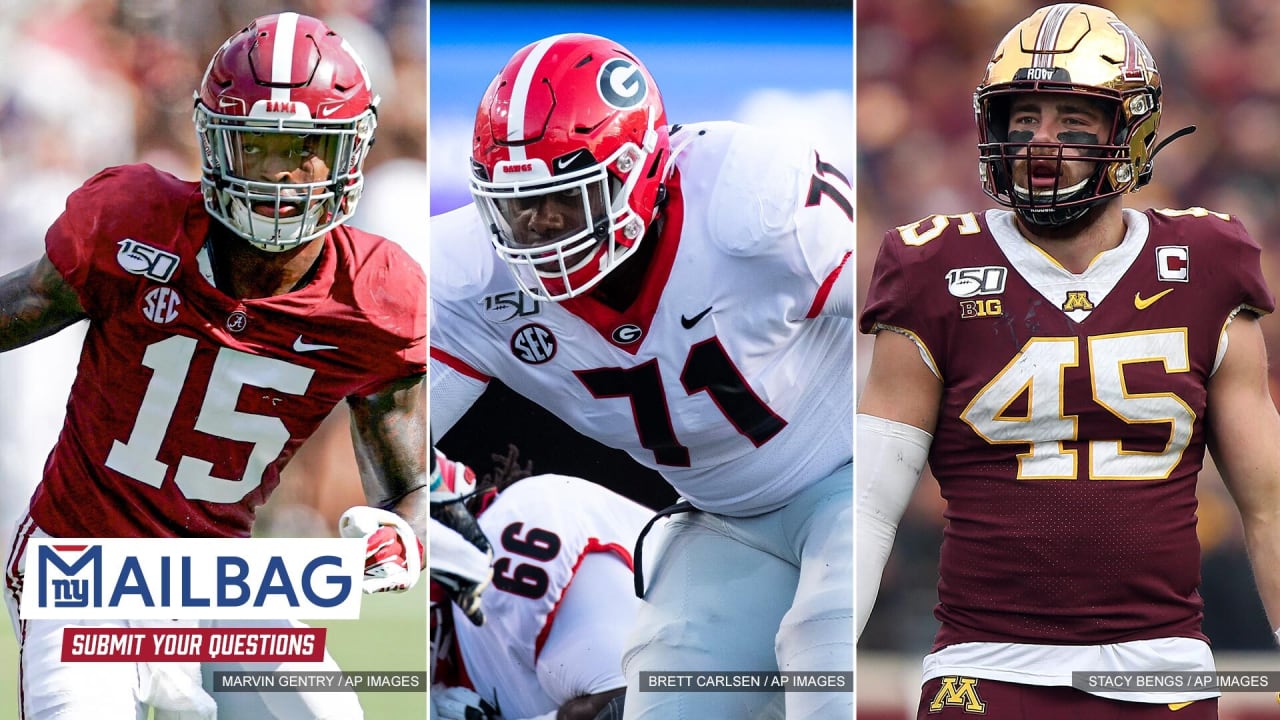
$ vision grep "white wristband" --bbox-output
[1274,627,1280,647]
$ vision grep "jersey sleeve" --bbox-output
[44,165,192,319]
[332,234,427,397]
[1221,214,1275,317]
[370,239,428,377]
[859,227,915,335]
[429,351,488,443]
[858,217,969,380]
[701,123,854,322]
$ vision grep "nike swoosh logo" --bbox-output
[293,335,339,352]
[320,105,340,117]
[554,156,576,171]
[680,307,713,329]
[1134,289,1174,310]
[1168,701,1195,711]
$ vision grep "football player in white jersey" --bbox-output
[430,34,853,718]
[430,449,644,720]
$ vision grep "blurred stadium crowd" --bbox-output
[857,0,1279,673]
[0,0,426,539]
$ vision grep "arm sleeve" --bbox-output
[533,553,634,708]
[856,413,932,640]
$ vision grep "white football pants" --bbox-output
[621,463,853,719]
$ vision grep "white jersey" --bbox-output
[431,121,854,516]
[451,474,650,718]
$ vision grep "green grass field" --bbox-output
[1,582,427,719]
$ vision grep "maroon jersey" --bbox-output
[860,208,1274,649]
[29,164,425,538]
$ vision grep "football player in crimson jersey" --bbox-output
[430,34,853,718]
[0,13,425,720]
[858,4,1280,719]
[429,448,644,720]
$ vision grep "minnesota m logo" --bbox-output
[928,676,986,713]
[1061,291,1095,312]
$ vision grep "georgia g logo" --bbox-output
[597,58,646,109]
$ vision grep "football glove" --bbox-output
[339,506,423,594]
[592,694,626,720]
[431,684,500,720]
[431,519,492,625]
[431,449,479,503]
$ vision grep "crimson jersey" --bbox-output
[29,164,425,538]
[860,208,1273,649]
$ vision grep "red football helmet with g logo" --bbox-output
[194,12,378,252]
[471,34,670,302]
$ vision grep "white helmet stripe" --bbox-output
[505,33,573,162]
[1032,3,1076,69]
[271,12,301,104]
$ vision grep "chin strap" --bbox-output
[1137,125,1196,187]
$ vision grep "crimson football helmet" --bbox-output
[194,12,378,252]
[975,4,1163,227]
[471,34,670,302]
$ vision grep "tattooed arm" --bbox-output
[347,372,429,539]
[0,255,87,352]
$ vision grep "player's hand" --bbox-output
[339,506,423,594]
[431,449,479,503]
[432,684,500,720]
[431,519,492,626]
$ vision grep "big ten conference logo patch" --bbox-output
[20,538,365,621]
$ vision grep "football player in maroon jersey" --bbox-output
[858,4,1280,719]
[0,13,425,719]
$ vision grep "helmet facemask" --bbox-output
[196,105,376,252]
[472,138,650,302]
[978,88,1137,228]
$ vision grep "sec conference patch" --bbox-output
[511,323,556,364]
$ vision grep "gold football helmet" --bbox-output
[975,3,1171,227]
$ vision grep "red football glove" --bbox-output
[339,506,423,594]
